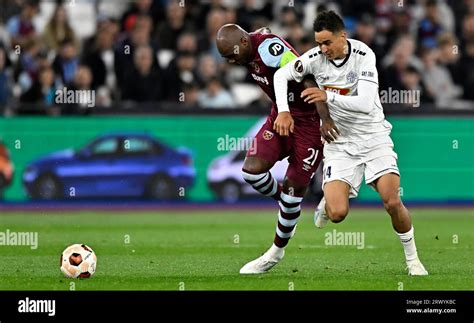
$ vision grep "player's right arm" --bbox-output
[274,49,339,142]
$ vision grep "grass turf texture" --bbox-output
[0,208,472,290]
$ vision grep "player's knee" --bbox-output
[383,197,402,214]
[242,158,269,175]
[327,204,349,223]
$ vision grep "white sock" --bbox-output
[396,226,418,262]
[266,243,284,259]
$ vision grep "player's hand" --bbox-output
[301,88,327,104]
[320,117,340,143]
[273,112,294,137]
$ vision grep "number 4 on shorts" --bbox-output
[325,166,332,179]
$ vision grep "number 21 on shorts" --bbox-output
[303,148,319,171]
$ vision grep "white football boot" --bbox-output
[314,197,329,228]
[239,245,285,274]
[406,258,429,276]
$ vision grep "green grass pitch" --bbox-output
[0,208,472,290]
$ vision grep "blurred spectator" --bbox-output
[413,0,455,34]
[381,35,423,90]
[236,0,273,32]
[298,33,315,54]
[121,0,157,32]
[15,37,41,93]
[192,0,228,31]
[120,45,162,102]
[459,40,474,101]
[155,1,188,50]
[400,65,434,104]
[163,51,197,101]
[198,9,232,61]
[269,6,301,40]
[437,33,462,85]
[384,9,414,53]
[461,13,474,50]
[42,4,77,52]
[83,15,120,57]
[6,0,39,48]
[420,47,463,106]
[418,0,444,49]
[181,81,200,107]
[82,26,116,91]
[176,31,198,53]
[197,77,236,109]
[196,53,218,87]
[20,66,56,106]
[69,64,93,92]
[0,47,12,107]
[286,22,305,53]
[354,14,386,62]
[52,38,79,85]
[452,0,474,37]
[0,0,23,24]
[339,0,376,20]
[114,14,157,87]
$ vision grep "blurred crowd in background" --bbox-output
[0,0,473,114]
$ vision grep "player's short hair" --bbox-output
[313,10,345,33]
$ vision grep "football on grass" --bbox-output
[60,244,97,278]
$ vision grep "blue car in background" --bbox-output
[23,133,195,200]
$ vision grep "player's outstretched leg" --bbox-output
[375,173,428,276]
[242,157,282,201]
[314,180,350,228]
[240,179,305,274]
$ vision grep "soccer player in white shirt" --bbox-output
[274,11,428,275]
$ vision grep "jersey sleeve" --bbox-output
[273,47,318,113]
[287,48,318,83]
[357,49,378,85]
[257,37,297,68]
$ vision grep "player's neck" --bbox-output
[334,40,350,60]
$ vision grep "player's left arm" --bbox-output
[302,76,340,142]
[301,51,379,114]
[258,37,300,136]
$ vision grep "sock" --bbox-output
[396,226,418,261]
[273,192,303,248]
[242,170,282,201]
[265,243,284,259]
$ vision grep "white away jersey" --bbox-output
[290,39,392,142]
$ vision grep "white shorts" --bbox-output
[322,135,400,198]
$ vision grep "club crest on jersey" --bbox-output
[294,60,303,73]
[249,62,260,73]
[263,130,274,140]
[347,71,357,83]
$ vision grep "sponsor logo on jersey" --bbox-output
[269,42,284,56]
[347,71,357,83]
[251,73,269,85]
[294,60,303,73]
[323,86,350,95]
[263,130,274,140]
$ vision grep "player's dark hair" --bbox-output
[313,10,345,33]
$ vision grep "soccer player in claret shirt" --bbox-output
[216,24,338,274]
[274,11,428,275]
